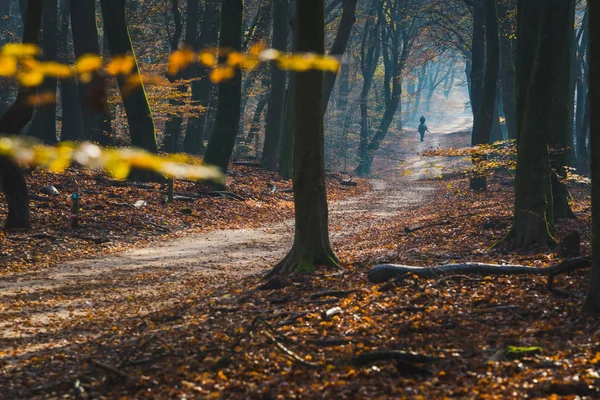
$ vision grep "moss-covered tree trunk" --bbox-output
[203,0,243,174]
[583,0,600,314]
[500,0,558,250]
[0,0,43,230]
[27,0,57,143]
[183,0,220,154]
[100,0,157,156]
[547,0,576,219]
[469,0,499,191]
[71,0,111,144]
[261,0,288,171]
[267,0,339,277]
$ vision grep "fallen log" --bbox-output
[368,257,590,283]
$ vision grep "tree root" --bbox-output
[368,257,590,284]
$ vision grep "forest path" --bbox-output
[0,125,471,364]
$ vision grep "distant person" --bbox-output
[418,115,428,142]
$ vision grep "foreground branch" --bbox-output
[368,257,590,283]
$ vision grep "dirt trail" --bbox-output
[0,122,471,361]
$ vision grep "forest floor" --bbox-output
[0,126,596,399]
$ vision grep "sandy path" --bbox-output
[0,121,472,363]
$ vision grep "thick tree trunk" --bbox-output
[500,0,559,250]
[71,0,111,144]
[27,0,58,143]
[0,0,43,230]
[100,0,157,155]
[261,0,288,170]
[322,0,357,111]
[267,0,338,277]
[547,0,576,219]
[183,0,220,154]
[497,0,517,140]
[203,0,243,175]
[584,0,600,313]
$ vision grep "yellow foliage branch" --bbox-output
[0,136,223,182]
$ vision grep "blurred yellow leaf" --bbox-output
[2,43,39,57]
[39,61,73,78]
[106,55,135,76]
[198,51,216,67]
[75,54,103,74]
[0,54,17,77]
[226,52,245,68]
[168,48,195,75]
[17,70,44,86]
[210,67,235,83]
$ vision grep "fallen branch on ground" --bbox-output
[368,257,591,284]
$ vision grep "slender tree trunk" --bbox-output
[58,0,83,141]
[245,94,268,156]
[0,0,43,229]
[161,0,185,153]
[71,0,111,144]
[323,0,357,111]
[203,0,243,175]
[267,0,338,277]
[261,0,288,170]
[278,73,295,179]
[584,0,600,313]
[100,0,157,155]
[469,0,499,191]
[497,0,517,140]
[27,0,58,143]
[470,0,485,124]
[183,0,220,154]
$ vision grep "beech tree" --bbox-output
[268,0,339,276]
[0,0,43,229]
[203,0,243,174]
[584,0,600,314]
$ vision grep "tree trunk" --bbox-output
[203,0,243,175]
[183,0,220,154]
[27,0,58,143]
[322,0,357,111]
[261,0,288,170]
[267,0,339,277]
[499,0,559,250]
[0,0,43,230]
[100,0,157,156]
[470,0,485,124]
[470,0,499,191]
[57,0,83,142]
[548,0,576,219]
[71,0,111,144]
[497,0,517,140]
[245,94,268,156]
[584,0,600,314]
[278,74,295,179]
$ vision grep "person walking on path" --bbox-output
[418,115,428,142]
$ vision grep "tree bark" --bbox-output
[71,0,111,144]
[26,0,58,143]
[267,0,339,277]
[100,0,157,155]
[58,0,83,142]
[469,0,499,191]
[499,0,559,250]
[497,0,517,140]
[583,0,600,314]
[203,0,243,175]
[470,0,484,124]
[0,0,43,230]
[261,0,288,170]
[548,0,576,219]
[322,0,357,111]
[183,0,220,154]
